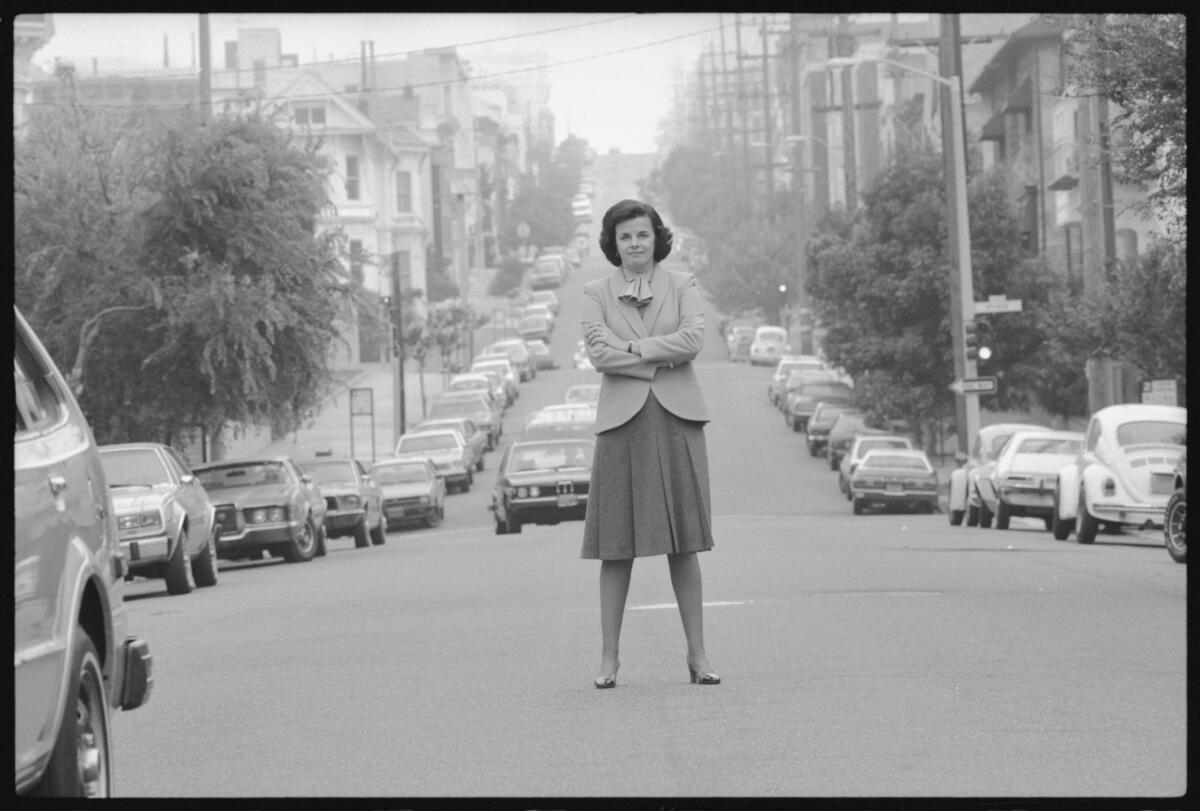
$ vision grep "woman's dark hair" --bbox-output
[598,199,673,267]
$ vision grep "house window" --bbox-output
[1020,186,1039,255]
[396,171,413,213]
[345,156,360,201]
[349,240,364,283]
[294,106,325,126]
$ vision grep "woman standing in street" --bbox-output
[580,198,719,689]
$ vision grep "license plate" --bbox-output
[386,507,409,517]
[886,482,903,493]
[557,494,578,508]
[1151,474,1174,495]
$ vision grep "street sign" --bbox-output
[949,377,998,395]
[973,295,1023,314]
[1141,379,1178,406]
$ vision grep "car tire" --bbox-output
[461,478,471,493]
[829,454,838,471]
[467,469,474,486]
[807,442,818,457]
[370,514,386,545]
[314,524,328,557]
[164,526,196,596]
[505,513,522,534]
[949,509,964,526]
[494,517,506,535]
[1043,516,1054,532]
[30,628,111,798]
[476,455,485,472]
[1051,490,1073,540]
[852,497,864,515]
[353,516,371,548]
[789,416,801,432]
[977,496,994,529]
[425,506,443,529]
[191,527,219,588]
[995,501,1011,530]
[281,518,318,562]
[966,504,980,527]
[1164,486,1186,563]
[1075,489,1099,545]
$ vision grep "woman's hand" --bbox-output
[584,323,626,352]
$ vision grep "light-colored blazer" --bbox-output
[581,267,709,434]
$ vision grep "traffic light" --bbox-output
[964,320,979,361]
[964,319,993,362]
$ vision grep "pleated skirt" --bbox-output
[581,391,714,560]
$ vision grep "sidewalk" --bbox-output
[219,363,454,465]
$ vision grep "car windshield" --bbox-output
[1016,437,1083,455]
[397,435,458,452]
[857,439,911,456]
[786,371,835,390]
[1115,420,1186,447]
[776,360,821,377]
[450,378,488,390]
[509,443,594,471]
[196,461,288,490]
[100,448,170,486]
[565,386,600,403]
[430,401,487,420]
[371,464,430,484]
[863,454,930,471]
[756,328,786,342]
[299,461,356,484]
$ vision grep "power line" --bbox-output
[22,23,724,112]
[34,13,644,85]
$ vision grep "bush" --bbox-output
[487,256,526,298]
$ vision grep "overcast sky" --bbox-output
[30,12,727,154]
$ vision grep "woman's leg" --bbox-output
[667,552,714,673]
[599,558,634,675]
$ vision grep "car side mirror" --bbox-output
[300,475,312,484]
[180,474,196,485]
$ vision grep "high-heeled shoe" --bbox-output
[594,662,619,689]
[688,663,720,685]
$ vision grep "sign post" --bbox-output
[949,377,998,396]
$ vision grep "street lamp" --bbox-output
[826,54,980,447]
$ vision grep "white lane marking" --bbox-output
[628,600,751,611]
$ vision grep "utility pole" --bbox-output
[761,16,772,201]
[719,15,735,164]
[198,13,212,122]
[836,14,858,208]
[938,13,978,454]
[735,14,752,203]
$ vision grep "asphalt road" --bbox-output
[109,157,1186,799]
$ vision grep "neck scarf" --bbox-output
[618,266,654,307]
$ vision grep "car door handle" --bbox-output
[48,474,68,495]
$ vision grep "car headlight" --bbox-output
[1102,476,1116,496]
[418,495,431,506]
[343,494,362,508]
[118,511,163,531]
[249,507,288,523]
[517,487,528,498]
[530,486,541,497]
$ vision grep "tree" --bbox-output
[805,151,1054,443]
[17,104,356,454]
[1051,13,1186,239]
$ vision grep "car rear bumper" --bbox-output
[856,489,937,507]
[1089,501,1165,527]
[325,510,367,534]
[216,521,304,554]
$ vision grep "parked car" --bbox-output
[412,417,489,471]
[725,324,756,358]
[806,403,862,458]
[297,457,386,550]
[779,368,840,413]
[529,255,565,289]
[849,449,939,515]
[447,372,504,408]
[529,289,560,316]
[394,430,474,493]
[785,379,854,432]
[839,434,915,498]
[98,442,220,595]
[564,383,601,407]
[491,439,596,534]
[521,302,556,331]
[973,430,1084,531]
[827,413,884,471]
[370,458,446,530]
[1051,404,1187,544]
[470,357,520,403]
[518,314,551,343]
[523,404,598,440]
[428,393,502,450]
[749,325,789,366]
[15,306,152,797]
[946,422,1045,527]
[1164,451,1186,563]
[524,339,559,371]
[768,355,825,407]
[574,339,596,371]
[482,339,536,381]
[193,456,328,563]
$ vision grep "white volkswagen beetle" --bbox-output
[947,422,1045,527]
[1051,404,1187,544]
